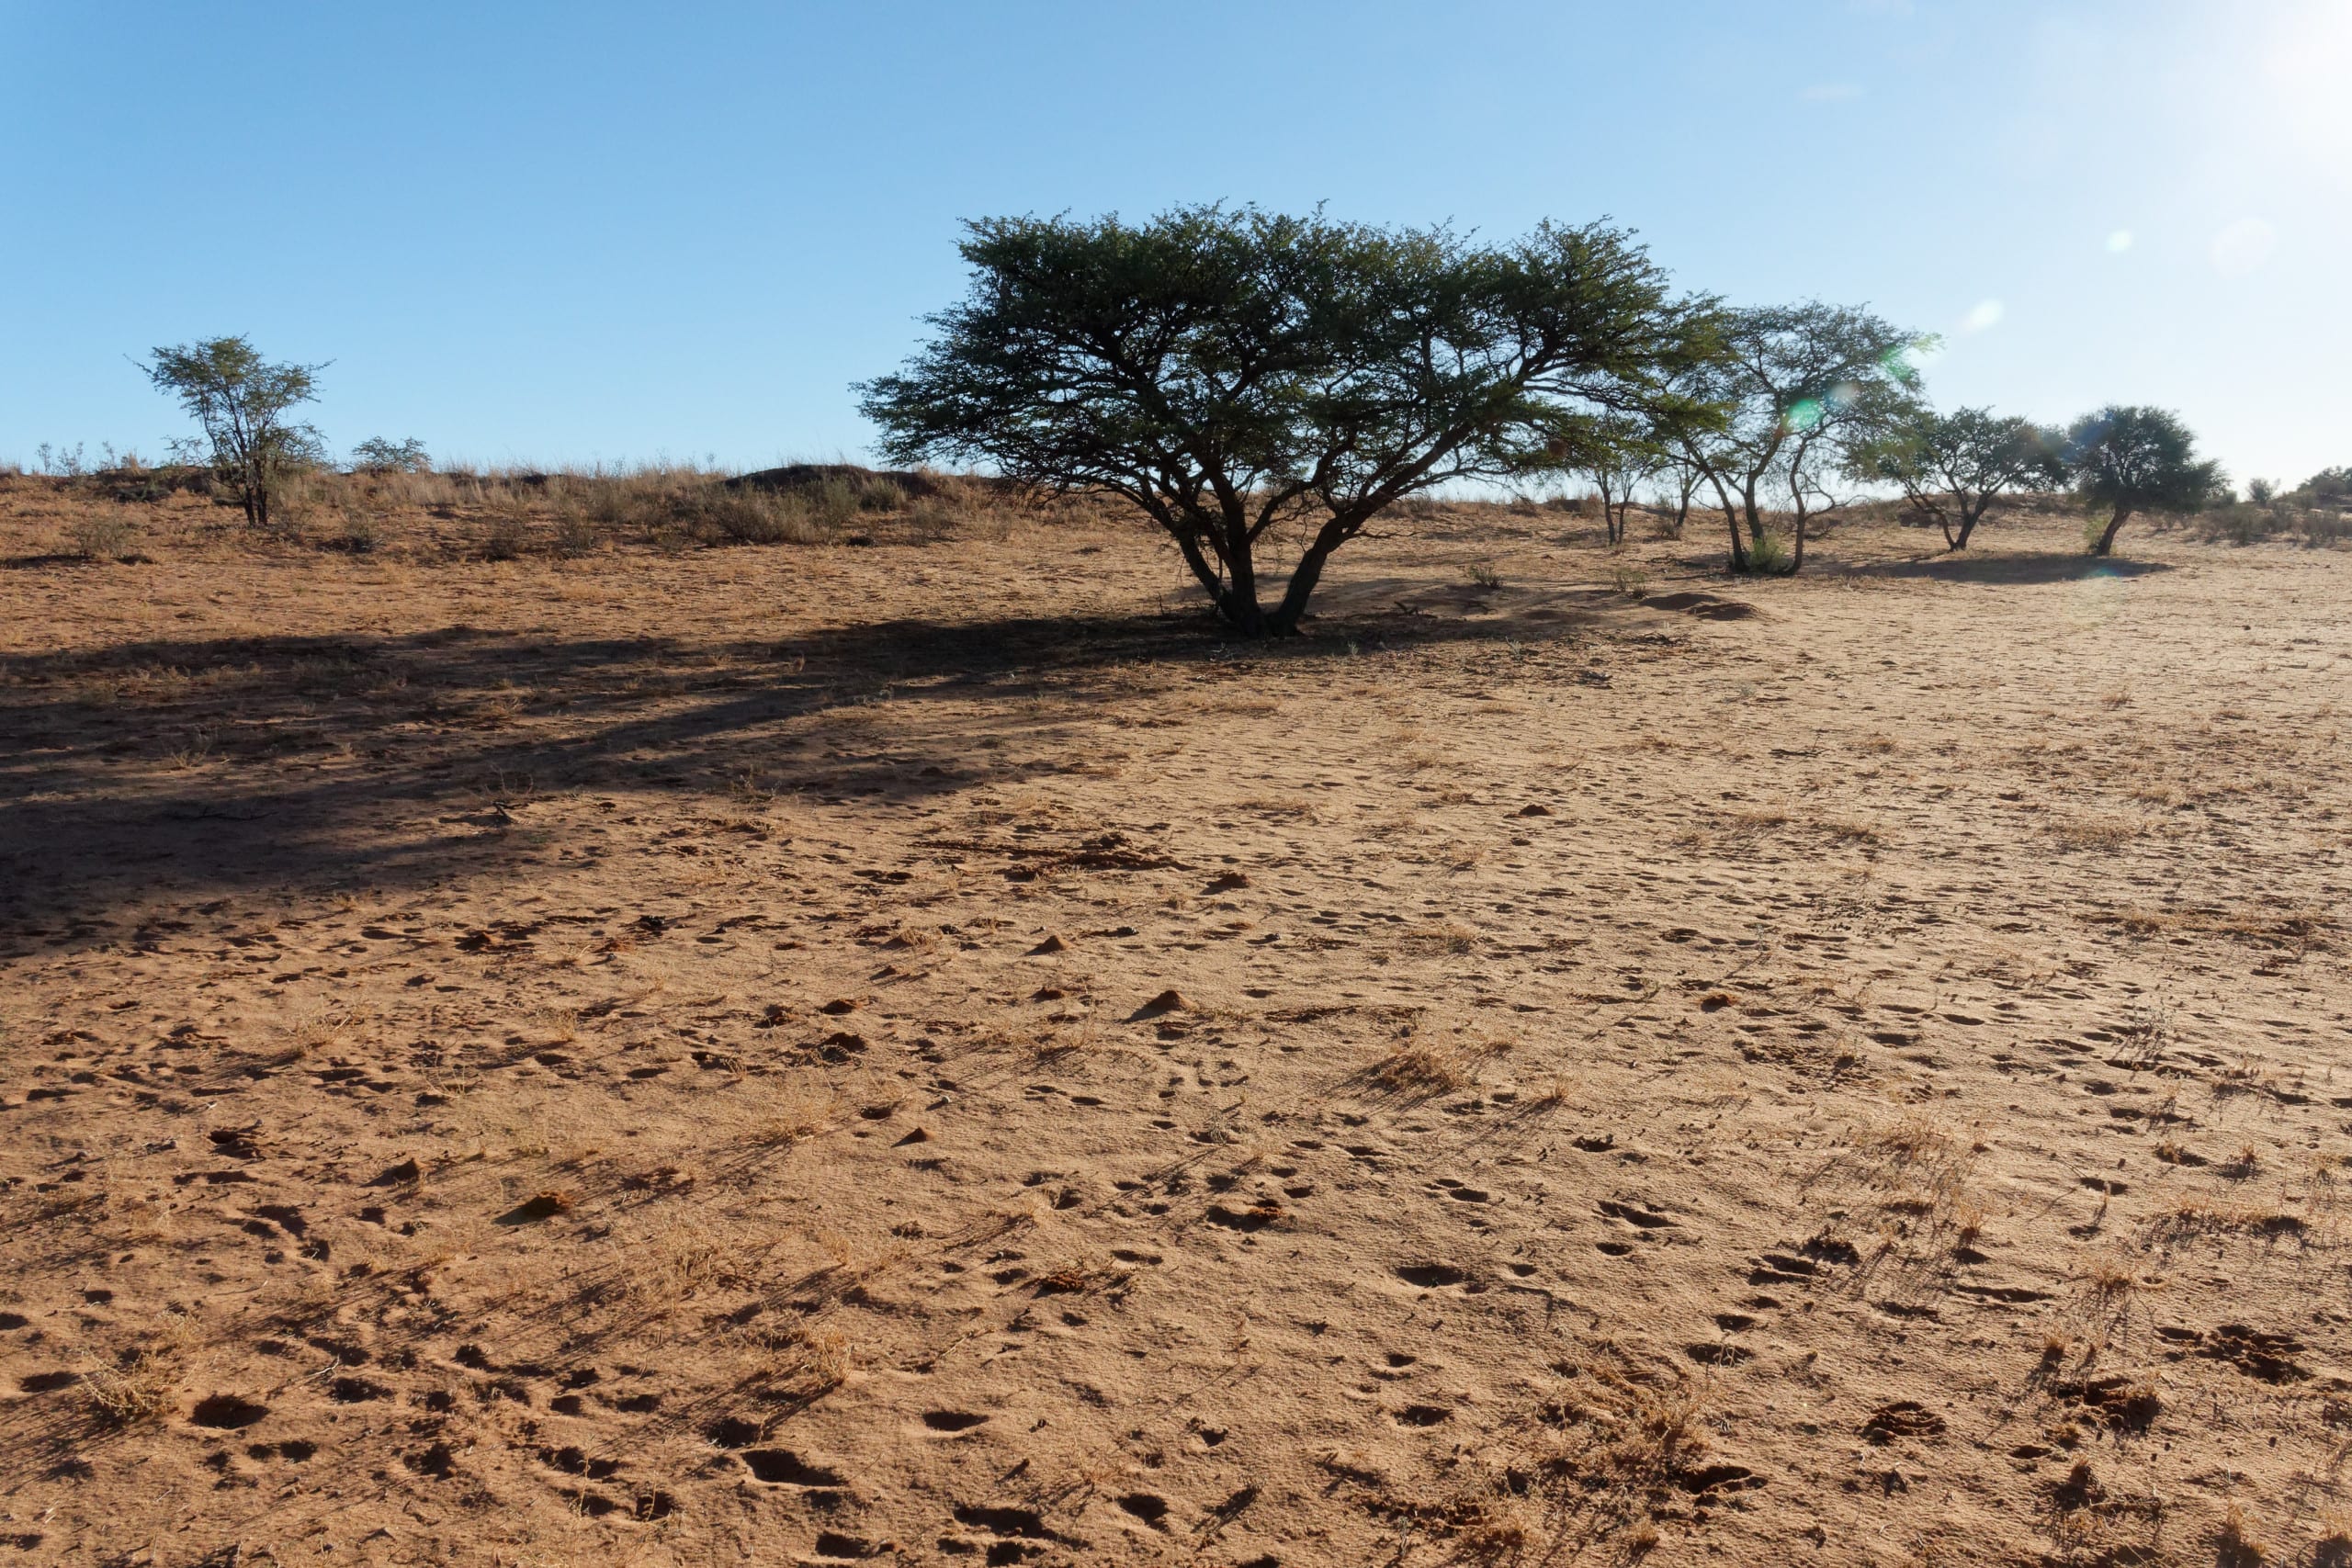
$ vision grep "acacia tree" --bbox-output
[2064,405,2223,556]
[1585,413,1668,547]
[1672,302,1926,572]
[143,336,326,528]
[859,207,1713,636]
[1848,405,2065,550]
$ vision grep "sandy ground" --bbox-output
[2,482,2349,1568]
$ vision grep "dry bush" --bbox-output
[85,1352,178,1427]
[1369,1042,1473,1093]
[65,508,142,560]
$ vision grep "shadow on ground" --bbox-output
[0,595,1616,931]
[1830,552,2174,585]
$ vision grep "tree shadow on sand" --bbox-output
[1829,552,2173,585]
[0,597,1611,931]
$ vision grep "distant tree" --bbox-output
[859,206,1713,636]
[142,336,326,528]
[1673,302,1928,572]
[2245,476,2278,507]
[1585,414,1668,547]
[1648,453,1707,539]
[351,436,431,475]
[2296,467,2351,507]
[2064,405,2224,556]
[1848,405,2065,551]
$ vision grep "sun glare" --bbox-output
[2267,2,2352,159]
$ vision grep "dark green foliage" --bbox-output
[141,336,326,529]
[1848,405,2065,550]
[2064,405,2224,556]
[859,205,1713,635]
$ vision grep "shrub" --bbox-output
[351,436,432,475]
[905,495,958,543]
[552,508,604,558]
[66,509,141,561]
[855,476,907,513]
[482,508,531,560]
[1744,529,1792,575]
[690,488,822,546]
[810,478,859,532]
[337,507,380,554]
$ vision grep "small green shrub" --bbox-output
[1745,531,1792,574]
[1610,561,1648,598]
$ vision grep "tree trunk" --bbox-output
[1266,524,1352,636]
[1790,510,1807,572]
[1725,506,1749,572]
[1952,501,1984,551]
[2090,506,2131,556]
[1223,533,1266,635]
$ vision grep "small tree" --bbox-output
[2064,405,2223,556]
[1648,453,1706,539]
[1673,302,1928,573]
[860,207,1713,636]
[141,336,325,528]
[1848,405,2065,551]
[1585,414,1668,547]
[351,436,431,475]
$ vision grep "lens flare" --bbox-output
[2106,229,2133,254]
[1962,299,2005,333]
[1786,399,1825,433]
[2210,218,2277,276]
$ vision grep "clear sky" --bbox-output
[3,1,2345,488]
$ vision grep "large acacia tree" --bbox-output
[859,207,1713,636]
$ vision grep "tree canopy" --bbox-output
[1848,404,2065,551]
[858,206,1714,635]
[2064,405,2224,556]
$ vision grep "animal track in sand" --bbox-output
[741,1449,847,1486]
[1115,1493,1171,1529]
[922,1410,990,1432]
[1395,1263,1468,1288]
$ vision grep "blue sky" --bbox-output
[4,1,2345,487]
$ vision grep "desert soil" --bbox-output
[2,487,2349,1568]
